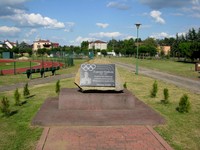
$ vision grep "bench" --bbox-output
[25,66,60,78]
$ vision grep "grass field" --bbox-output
[111,57,200,79]
[0,58,200,150]
[0,61,38,70]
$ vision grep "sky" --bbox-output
[0,0,200,46]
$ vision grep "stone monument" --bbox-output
[32,58,165,126]
[74,59,123,92]
[59,59,135,110]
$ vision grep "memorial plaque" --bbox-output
[80,64,115,87]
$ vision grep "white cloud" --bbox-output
[191,0,199,5]
[89,32,122,38]
[123,35,135,40]
[76,36,96,42]
[106,1,130,10]
[2,9,65,29]
[64,22,75,32]
[190,13,200,18]
[1,0,30,5]
[150,10,165,24]
[96,23,109,28]
[177,32,186,37]
[0,26,20,36]
[150,32,174,39]
[70,36,96,46]
[25,29,37,37]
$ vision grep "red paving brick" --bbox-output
[36,126,173,150]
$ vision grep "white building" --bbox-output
[4,40,16,49]
[88,40,107,50]
[0,41,4,48]
[32,39,59,52]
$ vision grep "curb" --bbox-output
[36,127,50,150]
[146,125,173,150]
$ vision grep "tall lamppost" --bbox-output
[135,23,141,75]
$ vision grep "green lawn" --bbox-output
[0,78,77,150]
[111,57,200,79]
[0,58,200,150]
[0,61,38,70]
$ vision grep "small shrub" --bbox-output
[162,88,169,104]
[23,83,30,97]
[176,94,191,113]
[14,88,21,106]
[151,80,158,98]
[0,96,10,116]
[55,80,60,94]
[123,82,127,89]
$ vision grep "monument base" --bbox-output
[32,88,165,126]
[58,88,135,110]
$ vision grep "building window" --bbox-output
[37,45,41,49]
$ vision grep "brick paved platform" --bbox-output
[36,126,173,150]
[32,95,165,126]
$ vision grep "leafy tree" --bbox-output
[0,96,10,116]
[107,38,136,56]
[12,47,19,54]
[158,37,175,46]
[101,50,107,56]
[178,42,192,58]
[37,48,47,56]
[187,28,197,41]
[18,41,32,56]
[26,48,33,57]
[81,41,89,50]
[73,46,81,55]
[173,28,200,60]
[143,38,157,48]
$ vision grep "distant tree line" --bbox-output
[0,27,199,60]
[172,28,200,60]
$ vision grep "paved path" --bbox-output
[115,62,200,94]
[36,126,173,150]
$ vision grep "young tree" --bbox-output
[14,88,21,106]
[162,88,169,104]
[123,82,127,89]
[23,83,30,97]
[151,80,158,98]
[55,80,61,95]
[0,96,10,116]
[177,94,191,113]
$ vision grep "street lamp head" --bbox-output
[135,23,141,29]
